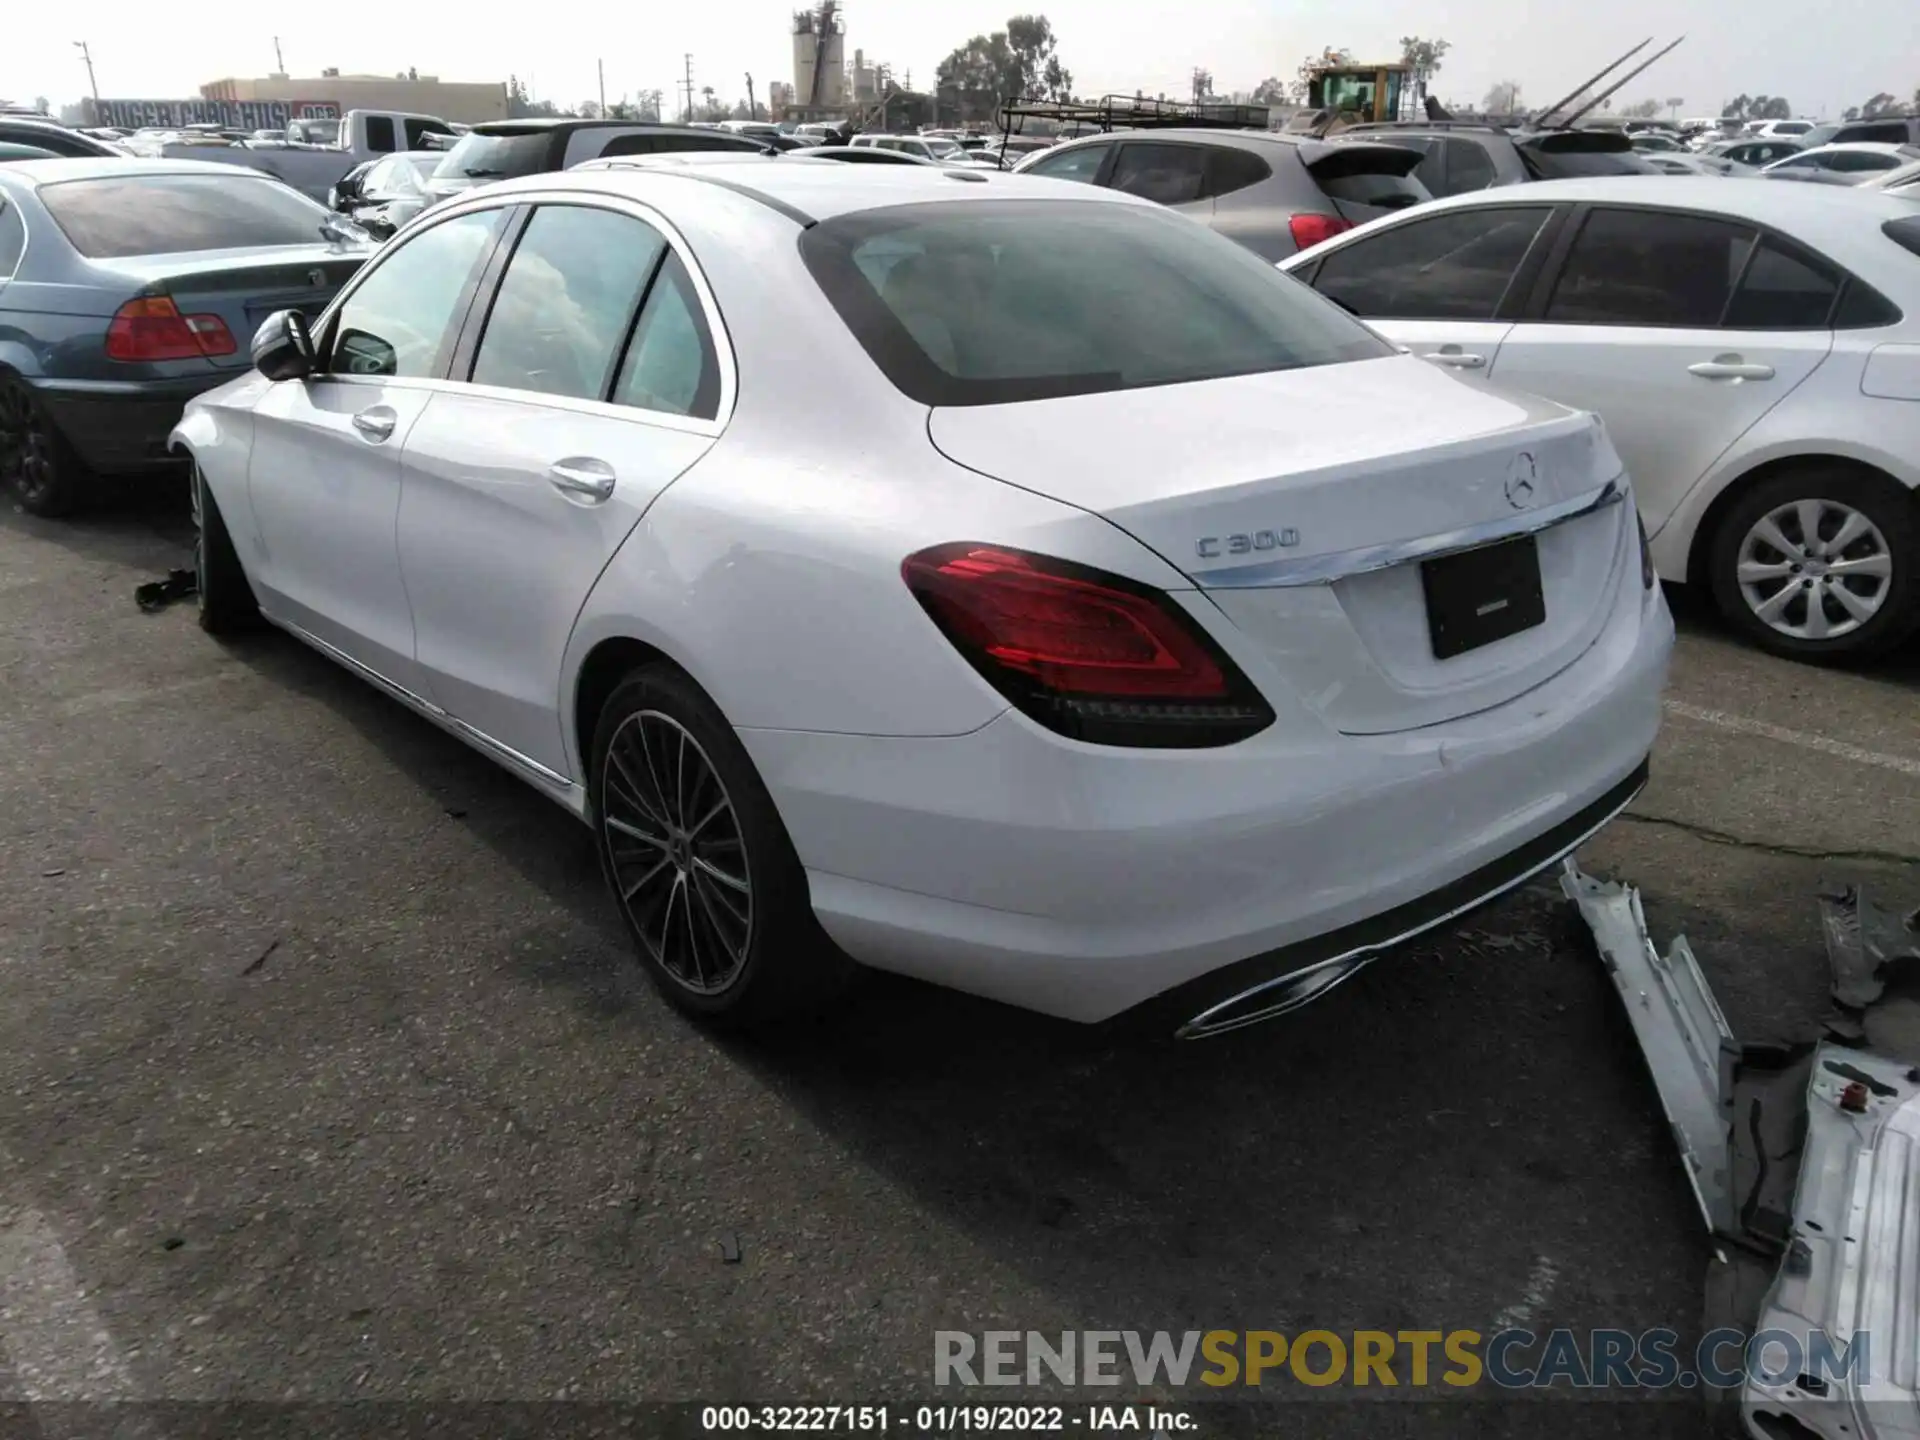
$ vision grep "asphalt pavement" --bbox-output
[2,480,1915,1439]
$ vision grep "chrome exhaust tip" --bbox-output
[1175,955,1376,1040]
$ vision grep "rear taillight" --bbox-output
[901,543,1275,748]
[1288,213,1353,251]
[1637,513,1655,590]
[105,296,237,362]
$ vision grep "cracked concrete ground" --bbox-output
[0,483,1915,1439]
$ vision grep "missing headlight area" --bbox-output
[1561,860,1920,1440]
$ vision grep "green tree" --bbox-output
[1721,93,1751,120]
[1398,37,1450,83]
[936,14,1072,109]
[1251,77,1288,106]
[1483,80,1521,114]
[1621,98,1663,118]
[1861,91,1899,117]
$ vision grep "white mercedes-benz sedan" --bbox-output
[172,158,1673,1038]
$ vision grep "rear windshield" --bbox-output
[39,173,331,258]
[799,198,1393,406]
[432,130,554,182]
[1520,145,1658,180]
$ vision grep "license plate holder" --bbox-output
[1420,534,1546,660]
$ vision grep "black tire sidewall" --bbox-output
[589,666,841,1023]
[2,378,79,518]
[193,465,261,633]
[1708,468,1918,663]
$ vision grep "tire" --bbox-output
[589,665,850,1028]
[1707,466,1918,664]
[0,374,87,518]
[191,464,262,635]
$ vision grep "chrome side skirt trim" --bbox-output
[1190,477,1627,590]
[263,611,589,821]
[1176,770,1647,1039]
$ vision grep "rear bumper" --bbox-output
[739,575,1674,1025]
[32,374,230,474]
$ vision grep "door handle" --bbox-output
[1425,349,1486,369]
[547,458,616,503]
[1688,358,1775,381]
[351,406,397,441]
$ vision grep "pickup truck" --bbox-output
[160,109,460,203]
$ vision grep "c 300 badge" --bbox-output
[1196,528,1300,559]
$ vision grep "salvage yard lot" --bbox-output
[2,486,1915,1434]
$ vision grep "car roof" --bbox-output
[471,160,1159,224]
[0,156,285,189]
[472,118,720,136]
[1799,142,1920,157]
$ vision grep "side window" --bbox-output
[1106,143,1209,204]
[1773,152,1820,169]
[1828,151,1898,173]
[1311,207,1553,321]
[328,208,504,379]
[470,205,668,401]
[1022,142,1109,183]
[363,116,397,154]
[1399,138,1447,196]
[611,252,722,421]
[1724,239,1840,328]
[597,133,658,158]
[1444,139,1498,192]
[403,119,450,148]
[0,202,23,275]
[1205,146,1271,198]
[1545,208,1756,327]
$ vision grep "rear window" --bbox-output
[38,173,332,258]
[1520,144,1658,180]
[799,198,1393,407]
[433,130,555,182]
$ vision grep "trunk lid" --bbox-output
[926,354,1632,735]
[100,244,369,367]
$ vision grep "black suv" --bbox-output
[1329,121,1657,199]
[421,119,766,206]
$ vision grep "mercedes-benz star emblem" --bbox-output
[1504,453,1538,510]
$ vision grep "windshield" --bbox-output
[800,199,1392,407]
[432,130,553,182]
[39,173,337,258]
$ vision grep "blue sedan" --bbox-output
[0,158,373,516]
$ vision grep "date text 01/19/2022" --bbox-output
[699,1405,1198,1432]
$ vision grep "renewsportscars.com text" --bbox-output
[934,1327,1864,1391]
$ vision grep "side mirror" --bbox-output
[252,309,316,382]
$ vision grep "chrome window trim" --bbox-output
[1189,476,1626,590]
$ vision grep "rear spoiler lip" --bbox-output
[1297,138,1426,179]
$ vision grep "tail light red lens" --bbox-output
[901,543,1274,748]
[1288,213,1353,251]
[105,296,237,362]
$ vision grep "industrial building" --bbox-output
[198,71,508,124]
[789,2,849,119]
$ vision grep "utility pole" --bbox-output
[597,58,606,116]
[73,41,99,109]
[273,36,286,74]
[682,54,695,123]
[745,73,757,121]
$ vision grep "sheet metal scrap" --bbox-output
[1561,862,1920,1440]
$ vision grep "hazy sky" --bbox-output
[6,0,1915,121]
